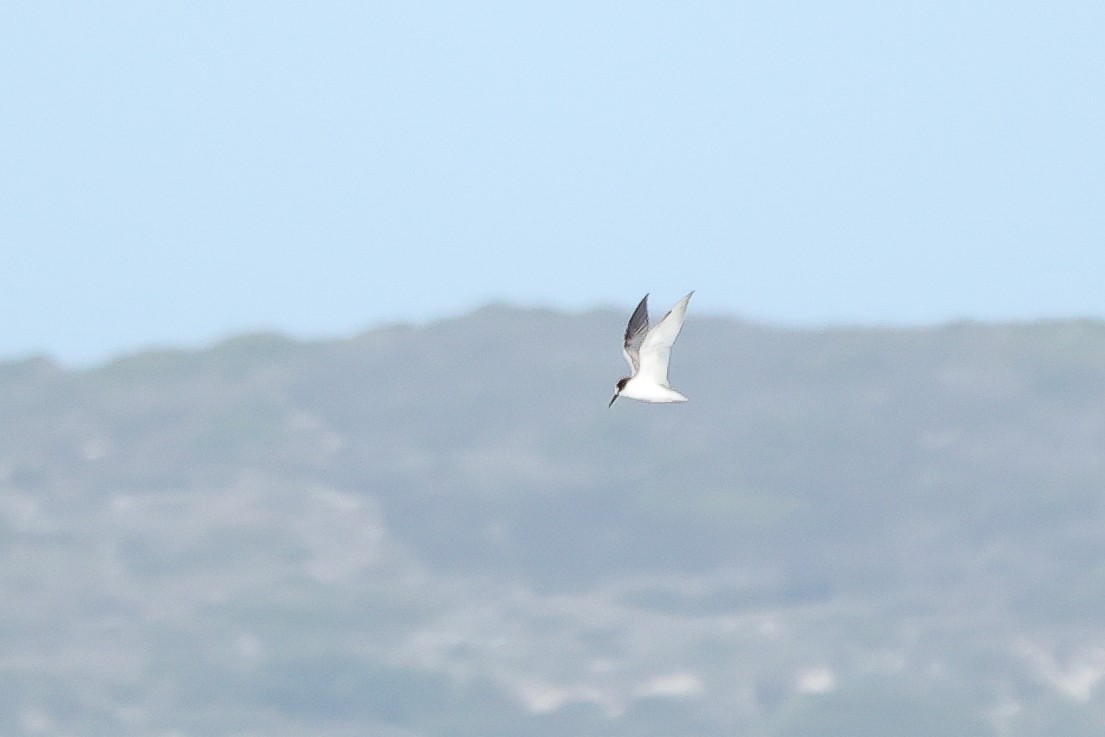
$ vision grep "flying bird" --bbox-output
[609,292,694,407]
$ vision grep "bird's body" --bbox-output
[609,292,693,406]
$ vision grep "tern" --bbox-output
[609,291,694,407]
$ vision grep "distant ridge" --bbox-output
[2,308,1105,735]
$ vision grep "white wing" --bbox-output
[621,294,650,374]
[635,292,693,386]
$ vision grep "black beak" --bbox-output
[608,392,619,408]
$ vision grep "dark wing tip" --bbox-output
[623,294,651,343]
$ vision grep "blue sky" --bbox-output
[3,1,1103,365]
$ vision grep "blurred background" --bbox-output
[3,2,1105,736]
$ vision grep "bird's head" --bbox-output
[608,377,629,407]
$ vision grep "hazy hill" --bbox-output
[3,307,1105,736]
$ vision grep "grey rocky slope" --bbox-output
[3,307,1105,736]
